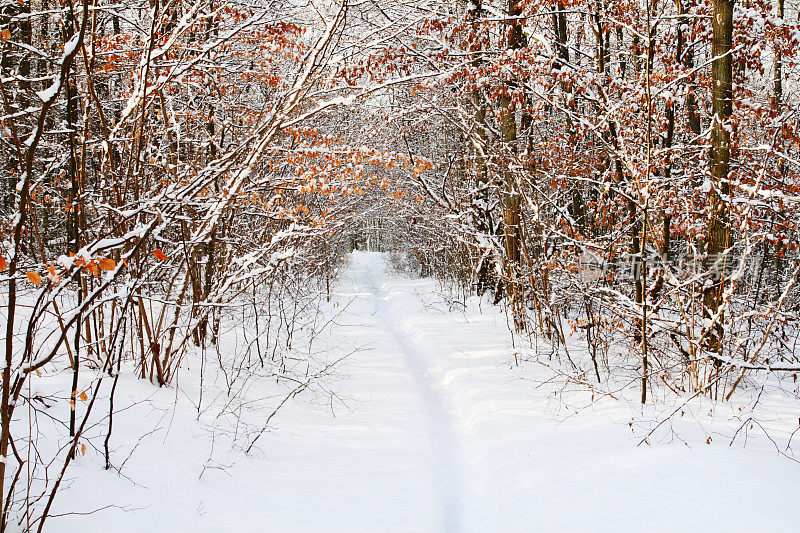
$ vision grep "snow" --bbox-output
[42,252,800,532]
[35,82,60,104]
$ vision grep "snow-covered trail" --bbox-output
[358,256,466,531]
[50,251,800,532]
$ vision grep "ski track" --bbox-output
[359,257,466,533]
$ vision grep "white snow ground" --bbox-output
[45,251,800,532]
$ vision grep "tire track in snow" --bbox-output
[359,263,465,533]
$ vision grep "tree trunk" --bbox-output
[704,0,734,353]
[552,1,569,67]
[500,0,526,328]
[466,0,495,297]
[679,0,701,141]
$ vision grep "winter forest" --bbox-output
[1,0,800,529]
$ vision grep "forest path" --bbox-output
[51,252,800,533]
[340,251,551,532]
[356,253,467,532]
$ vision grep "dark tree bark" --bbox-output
[499,0,526,328]
[552,1,569,67]
[704,0,734,353]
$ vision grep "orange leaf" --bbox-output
[35,369,41,377]
[153,249,168,261]
[0,257,6,271]
[26,272,42,285]
[98,258,116,271]
[79,391,88,401]
[46,264,61,284]
[81,443,86,456]
[90,264,99,276]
